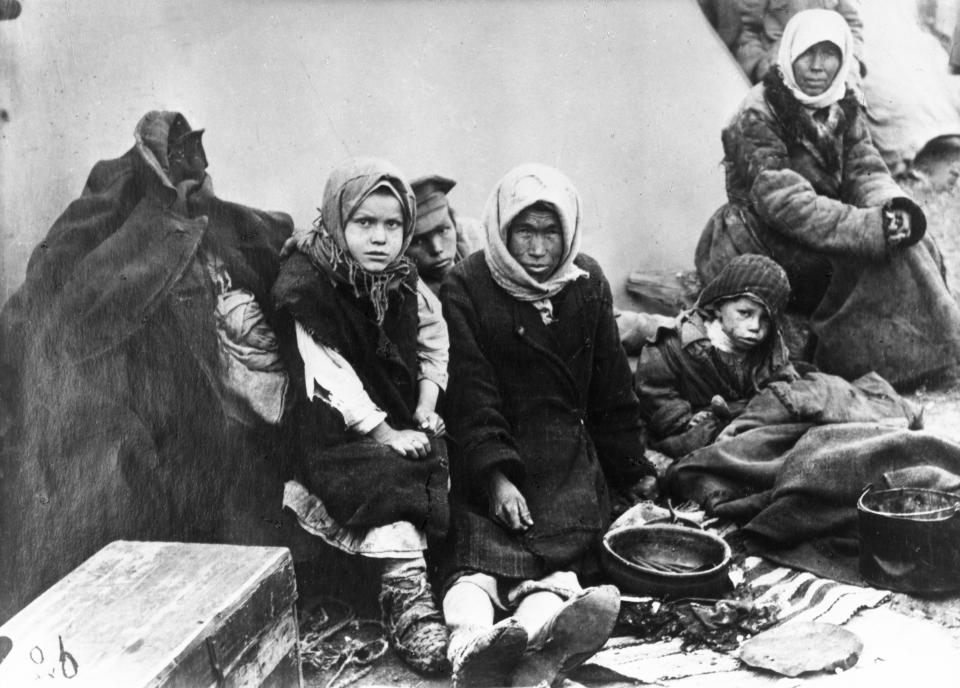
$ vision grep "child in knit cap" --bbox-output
[635,254,799,458]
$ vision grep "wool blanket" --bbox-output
[666,372,960,582]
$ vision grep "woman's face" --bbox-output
[507,205,563,282]
[792,41,842,96]
[343,189,404,272]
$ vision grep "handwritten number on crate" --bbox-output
[25,636,78,679]
[59,635,78,678]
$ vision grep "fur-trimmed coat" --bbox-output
[696,69,924,315]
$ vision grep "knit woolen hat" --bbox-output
[697,254,791,318]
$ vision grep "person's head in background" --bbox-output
[408,175,460,282]
[910,135,960,192]
[697,254,791,355]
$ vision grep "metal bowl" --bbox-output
[601,524,732,598]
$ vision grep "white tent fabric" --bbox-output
[0,0,747,307]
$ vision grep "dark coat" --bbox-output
[271,252,449,539]
[696,70,924,315]
[635,309,796,457]
[0,112,293,622]
[440,252,652,580]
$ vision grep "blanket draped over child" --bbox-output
[667,371,960,583]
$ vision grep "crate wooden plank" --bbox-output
[0,541,301,687]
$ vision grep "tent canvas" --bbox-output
[0,0,747,308]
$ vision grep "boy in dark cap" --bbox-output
[407,174,483,294]
[635,254,799,458]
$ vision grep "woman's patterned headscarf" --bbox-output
[305,157,417,324]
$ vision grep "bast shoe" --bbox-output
[511,585,620,687]
[379,569,450,675]
[449,617,528,688]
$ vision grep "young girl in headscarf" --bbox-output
[272,158,451,674]
[438,164,656,687]
[696,9,960,388]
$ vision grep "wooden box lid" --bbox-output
[0,541,299,686]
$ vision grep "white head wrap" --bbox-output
[777,9,853,110]
[482,164,587,321]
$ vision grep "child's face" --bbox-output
[344,190,404,272]
[715,297,771,352]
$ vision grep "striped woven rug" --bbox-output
[586,556,890,684]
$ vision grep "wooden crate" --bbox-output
[0,541,301,687]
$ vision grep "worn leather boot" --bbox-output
[379,568,450,675]
[511,585,620,687]
[448,617,528,688]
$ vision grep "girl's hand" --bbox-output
[488,470,533,532]
[413,408,446,437]
[369,422,431,460]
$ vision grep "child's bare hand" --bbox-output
[413,408,446,437]
[489,470,533,532]
[369,423,431,460]
[625,475,659,503]
[687,410,715,428]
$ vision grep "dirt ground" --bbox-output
[300,184,960,687]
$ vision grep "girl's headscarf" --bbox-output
[305,157,417,324]
[483,163,587,322]
[776,9,854,110]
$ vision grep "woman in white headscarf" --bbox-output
[696,9,960,389]
[437,164,656,688]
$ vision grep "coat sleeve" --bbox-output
[585,267,654,482]
[838,112,925,246]
[441,270,525,491]
[734,0,773,82]
[733,108,889,260]
[634,340,694,438]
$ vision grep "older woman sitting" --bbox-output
[696,9,960,388]
[438,164,656,688]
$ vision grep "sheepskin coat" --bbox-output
[696,69,923,315]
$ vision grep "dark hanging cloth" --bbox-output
[0,111,293,622]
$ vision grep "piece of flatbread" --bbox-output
[738,622,863,677]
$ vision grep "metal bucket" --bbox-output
[858,486,960,593]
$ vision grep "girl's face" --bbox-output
[715,297,771,353]
[343,189,404,272]
[792,41,842,96]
